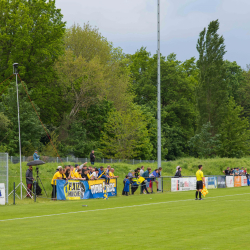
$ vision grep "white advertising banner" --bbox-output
[241,176,247,186]
[179,177,196,191]
[171,178,179,192]
[226,176,234,188]
[0,183,5,205]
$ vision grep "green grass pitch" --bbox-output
[1,187,250,250]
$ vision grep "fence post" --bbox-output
[34,181,36,202]
[119,159,120,163]
[133,159,134,165]
[162,177,163,193]
[57,157,58,163]
[140,159,141,163]
[103,158,104,164]
[53,180,56,200]
[13,182,15,205]
[66,157,68,162]
[111,158,112,163]
[11,156,13,163]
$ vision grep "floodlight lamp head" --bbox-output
[13,63,18,74]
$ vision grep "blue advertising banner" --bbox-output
[206,176,217,189]
[217,176,226,188]
[57,179,117,200]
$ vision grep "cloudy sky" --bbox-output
[56,0,250,68]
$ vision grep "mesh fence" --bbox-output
[0,153,8,204]
[9,155,163,165]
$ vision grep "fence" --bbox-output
[0,153,8,204]
[9,155,166,165]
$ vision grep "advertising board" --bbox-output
[0,183,5,205]
[234,176,241,187]
[226,176,234,188]
[217,176,226,188]
[57,179,117,200]
[241,176,247,187]
[179,177,196,191]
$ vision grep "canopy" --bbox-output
[27,160,45,166]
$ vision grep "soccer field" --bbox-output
[1,187,250,250]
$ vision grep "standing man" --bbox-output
[26,165,34,198]
[33,150,40,161]
[140,166,145,176]
[175,167,182,177]
[196,165,205,200]
[90,150,95,165]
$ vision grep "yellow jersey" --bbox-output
[51,171,63,185]
[74,172,82,179]
[109,172,114,177]
[196,170,204,181]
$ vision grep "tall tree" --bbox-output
[196,19,228,134]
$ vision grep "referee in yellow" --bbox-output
[196,165,205,200]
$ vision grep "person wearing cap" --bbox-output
[51,166,64,199]
[33,150,40,161]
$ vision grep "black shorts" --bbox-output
[196,181,203,190]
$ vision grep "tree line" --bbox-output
[0,0,250,160]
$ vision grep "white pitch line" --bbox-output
[1,192,250,223]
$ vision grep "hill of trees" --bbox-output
[1,1,250,160]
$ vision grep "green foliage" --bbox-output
[0,82,44,155]
[219,97,250,158]
[99,105,153,159]
[196,19,228,133]
[188,122,221,158]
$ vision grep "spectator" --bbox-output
[26,165,34,198]
[234,168,239,176]
[98,166,110,183]
[109,168,119,179]
[74,169,86,180]
[90,168,99,180]
[65,166,71,179]
[158,167,162,177]
[106,165,111,175]
[223,167,230,176]
[140,166,145,176]
[229,168,234,175]
[123,175,130,196]
[81,169,90,180]
[239,167,245,175]
[175,166,180,173]
[175,167,182,178]
[51,166,64,199]
[149,169,159,193]
[33,150,40,161]
[90,150,95,165]
[141,168,151,194]
[70,166,75,178]
[128,170,134,178]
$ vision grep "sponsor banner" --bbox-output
[241,176,247,186]
[226,176,234,188]
[179,177,196,191]
[234,176,241,187]
[57,179,117,200]
[0,183,5,205]
[205,177,217,189]
[248,176,250,186]
[171,178,179,192]
[217,176,226,188]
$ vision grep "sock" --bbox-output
[199,191,201,199]
[196,191,198,198]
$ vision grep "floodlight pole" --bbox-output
[157,0,161,169]
[14,63,23,199]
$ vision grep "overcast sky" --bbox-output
[56,0,250,68]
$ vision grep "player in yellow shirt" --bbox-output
[51,166,64,199]
[196,165,205,200]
